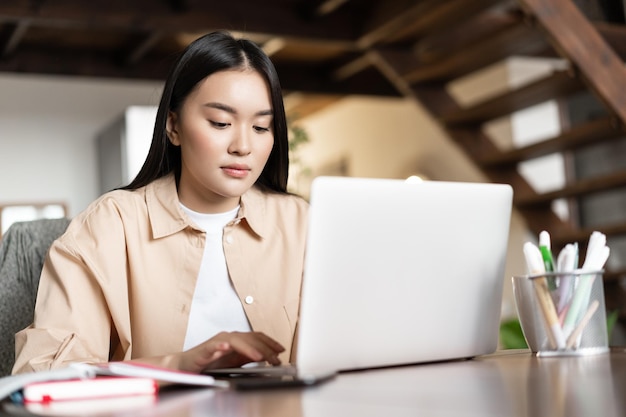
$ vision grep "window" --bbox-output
[0,203,67,240]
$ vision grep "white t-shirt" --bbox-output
[181,204,252,351]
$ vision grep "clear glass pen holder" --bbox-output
[512,270,609,357]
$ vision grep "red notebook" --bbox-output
[22,377,158,403]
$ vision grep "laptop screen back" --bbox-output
[296,176,513,375]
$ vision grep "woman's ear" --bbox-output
[166,111,180,146]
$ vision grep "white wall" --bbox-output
[298,97,488,184]
[0,74,163,216]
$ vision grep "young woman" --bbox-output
[13,31,308,374]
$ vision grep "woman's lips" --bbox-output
[222,165,250,178]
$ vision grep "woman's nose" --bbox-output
[228,127,252,155]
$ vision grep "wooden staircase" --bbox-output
[368,0,626,321]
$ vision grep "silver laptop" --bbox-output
[210,176,513,384]
[296,176,512,376]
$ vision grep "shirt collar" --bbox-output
[145,173,268,239]
[239,186,268,238]
[146,174,190,239]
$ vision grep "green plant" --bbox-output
[607,309,619,339]
[287,121,311,192]
[499,318,528,349]
[499,309,620,349]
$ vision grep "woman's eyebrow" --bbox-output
[203,102,236,114]
[204,102,273,117]
[256,109,273,117]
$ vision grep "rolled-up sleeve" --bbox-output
[12,176,202,375]
[13,214,118,374]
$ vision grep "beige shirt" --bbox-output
[13,174,308,374]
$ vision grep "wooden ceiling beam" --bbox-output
[331,54,373,81]
[356,0,429,48]
[316,0,351,16]
[0,19,30,58]
[296,0,351,17]
[121,31,163,66]
[166,0,189,13]
[385,0,506,43]
[0,46,173,80]
[356,0,505,48]
[0,44,399,97]
[276,62,401,96]
[0,1,361,41]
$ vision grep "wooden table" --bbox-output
[5,349,626,416]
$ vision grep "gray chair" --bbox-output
[0,218,71,376]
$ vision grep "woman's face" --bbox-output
[167,69,274,213]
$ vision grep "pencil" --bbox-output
[566,299,599,349]
[524,242,566,350]
[532,276,566,349]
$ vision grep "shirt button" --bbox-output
[225,235,233,244]
[245,296,254,304]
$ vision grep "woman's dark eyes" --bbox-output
[209,121,270,133]
[209,121,229,129]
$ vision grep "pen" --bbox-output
[539,231,555,273]
[539,231,557,293]
[523,242,566,350]
[556,243,577,315]
[562,232,609,340]
[565,300,599,349]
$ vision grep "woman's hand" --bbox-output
[176,331,285,373]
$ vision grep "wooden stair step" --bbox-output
[595,22,626,61]
[550,222,626,250]
[404,18,548,84]
[477,116,625,167]
[515,169,626,207]
[414,10,528,64]
[382,0,506,44]
[439,70,582,126]
[604,268,626,283]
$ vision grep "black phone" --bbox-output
[215,372,336,390]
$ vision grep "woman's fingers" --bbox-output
[216,332,285,364]
[180,332,285,372]
[254,332,286,353]
[130,333,285,374]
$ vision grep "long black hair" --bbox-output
[122,31,289,193]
